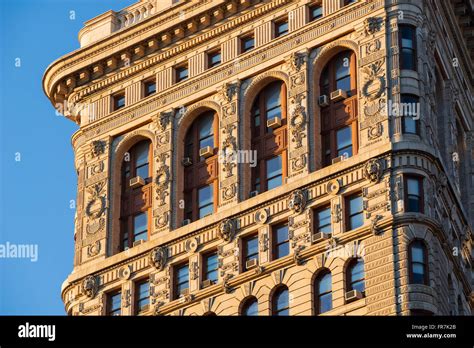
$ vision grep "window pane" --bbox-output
[275,225,288,244]
[319,293,332,313]
[336,127,353,158]
[348,195,364,230]
[349,195,363,214]
[266,156,282,178]
[411,244,424,263]
[133,213,148,242]
[209,52,221,67]
[407,178,420,195]
[412,263,425,284]
[135,142,149,167]
[265,82,281,111]
[205,253,219,282]
[316,208,332,233]
[242,37,254,51]
[275,289,289,316]
[403,117,417,134]
[246,237,258,260]
[276,21,288,37]
[401,27,414,49]
[336,76,351,93]
[243,299,258,316]
[310,6,322,21]
[177,265,189,294]
[335,52,350,80]
[318,273,331,294]
[198,185,214,218]
[145,82,156,96]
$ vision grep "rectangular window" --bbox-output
[203,252,219,284]
[401,94,419,135]
[405,176,423,213]
[135,280,149,314]
[273,224,289,260]
[315,206,332,234]
[107,291,122,316]
[113,93,125,111]
[346,194,364,231]
[274,18,289,38]
[243,234,258,270]
[133,213,148,243]
[175,65,189,83]
[144,80,156,97]
[198,185,214,219]
[399,25,417,71]
[309,4,323,21]
[336,126,353,158]
[207,50,221,68]
[174,263,189,299]
[240,34,255,53]
[266,155,283,190]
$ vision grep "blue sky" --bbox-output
[0,0,134,315]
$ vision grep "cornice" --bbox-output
[43,0,286,106]
[78,0,382,139]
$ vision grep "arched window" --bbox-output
[183,111,218,223]
[251,81,287,195]
[120,140,152,251]
[346,258,365,293]
[315,271,332,314]
[203,311,216,316]
[408,240,428,285]
[272,286,289,316]
[241,296,258,316]
[319,50,358,167]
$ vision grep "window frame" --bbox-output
[174,262,190,300]
[345,193,364,231]
[272,223,290,260]
[314,271,332,315]
[251,81,288,194]
[308,3,323,22]
[240,33,255,54]
[408,239,429,285]
[404,175,424,213]
[242,234,259,271]
[207,49,222,69]
[272,286,290,316]
[346,258,365,294]
[112,92,126,111]
[175,64,189,83]
[241,296,259,316]
[399,24,417,71]
[202,250,219,284]
[106,290,122,316]
[274,17,289,38]
[143,79,157,97]
[135,279,150,314]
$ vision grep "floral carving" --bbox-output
[286,51,305,72]
[361,59,386,101]
[363,17,382,36]
[153,111,172,132]
[155,153,170,206]
[149,246,168,271]
[290,94,307,149]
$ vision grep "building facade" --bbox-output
[43,0,474,316]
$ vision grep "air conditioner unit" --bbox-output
[345,290,364,302]
[266,117,282,129]
[182,157,193,167]
[312,232,330,243]
[330,89,347,101]
[180,288,190,296]
[318,95,329,107]
[182,219,191,226]
[133,239,145,247]
[332,155,347,164]
[249,190,259,198]
[201,279,214,288]
[129,176,145,188]
[246,258,258,269]
[199,146,214,158]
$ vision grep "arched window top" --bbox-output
[122,139,151,181]
[185,110,217,161]
[319,49,355,96]
[315,270,332,314]
[272,286,289,316]
[346,258,365,293]
[203,311,216,316]
[241,296,258,316]
[409,239,428,285]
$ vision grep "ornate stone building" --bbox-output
[43,0,473,316]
